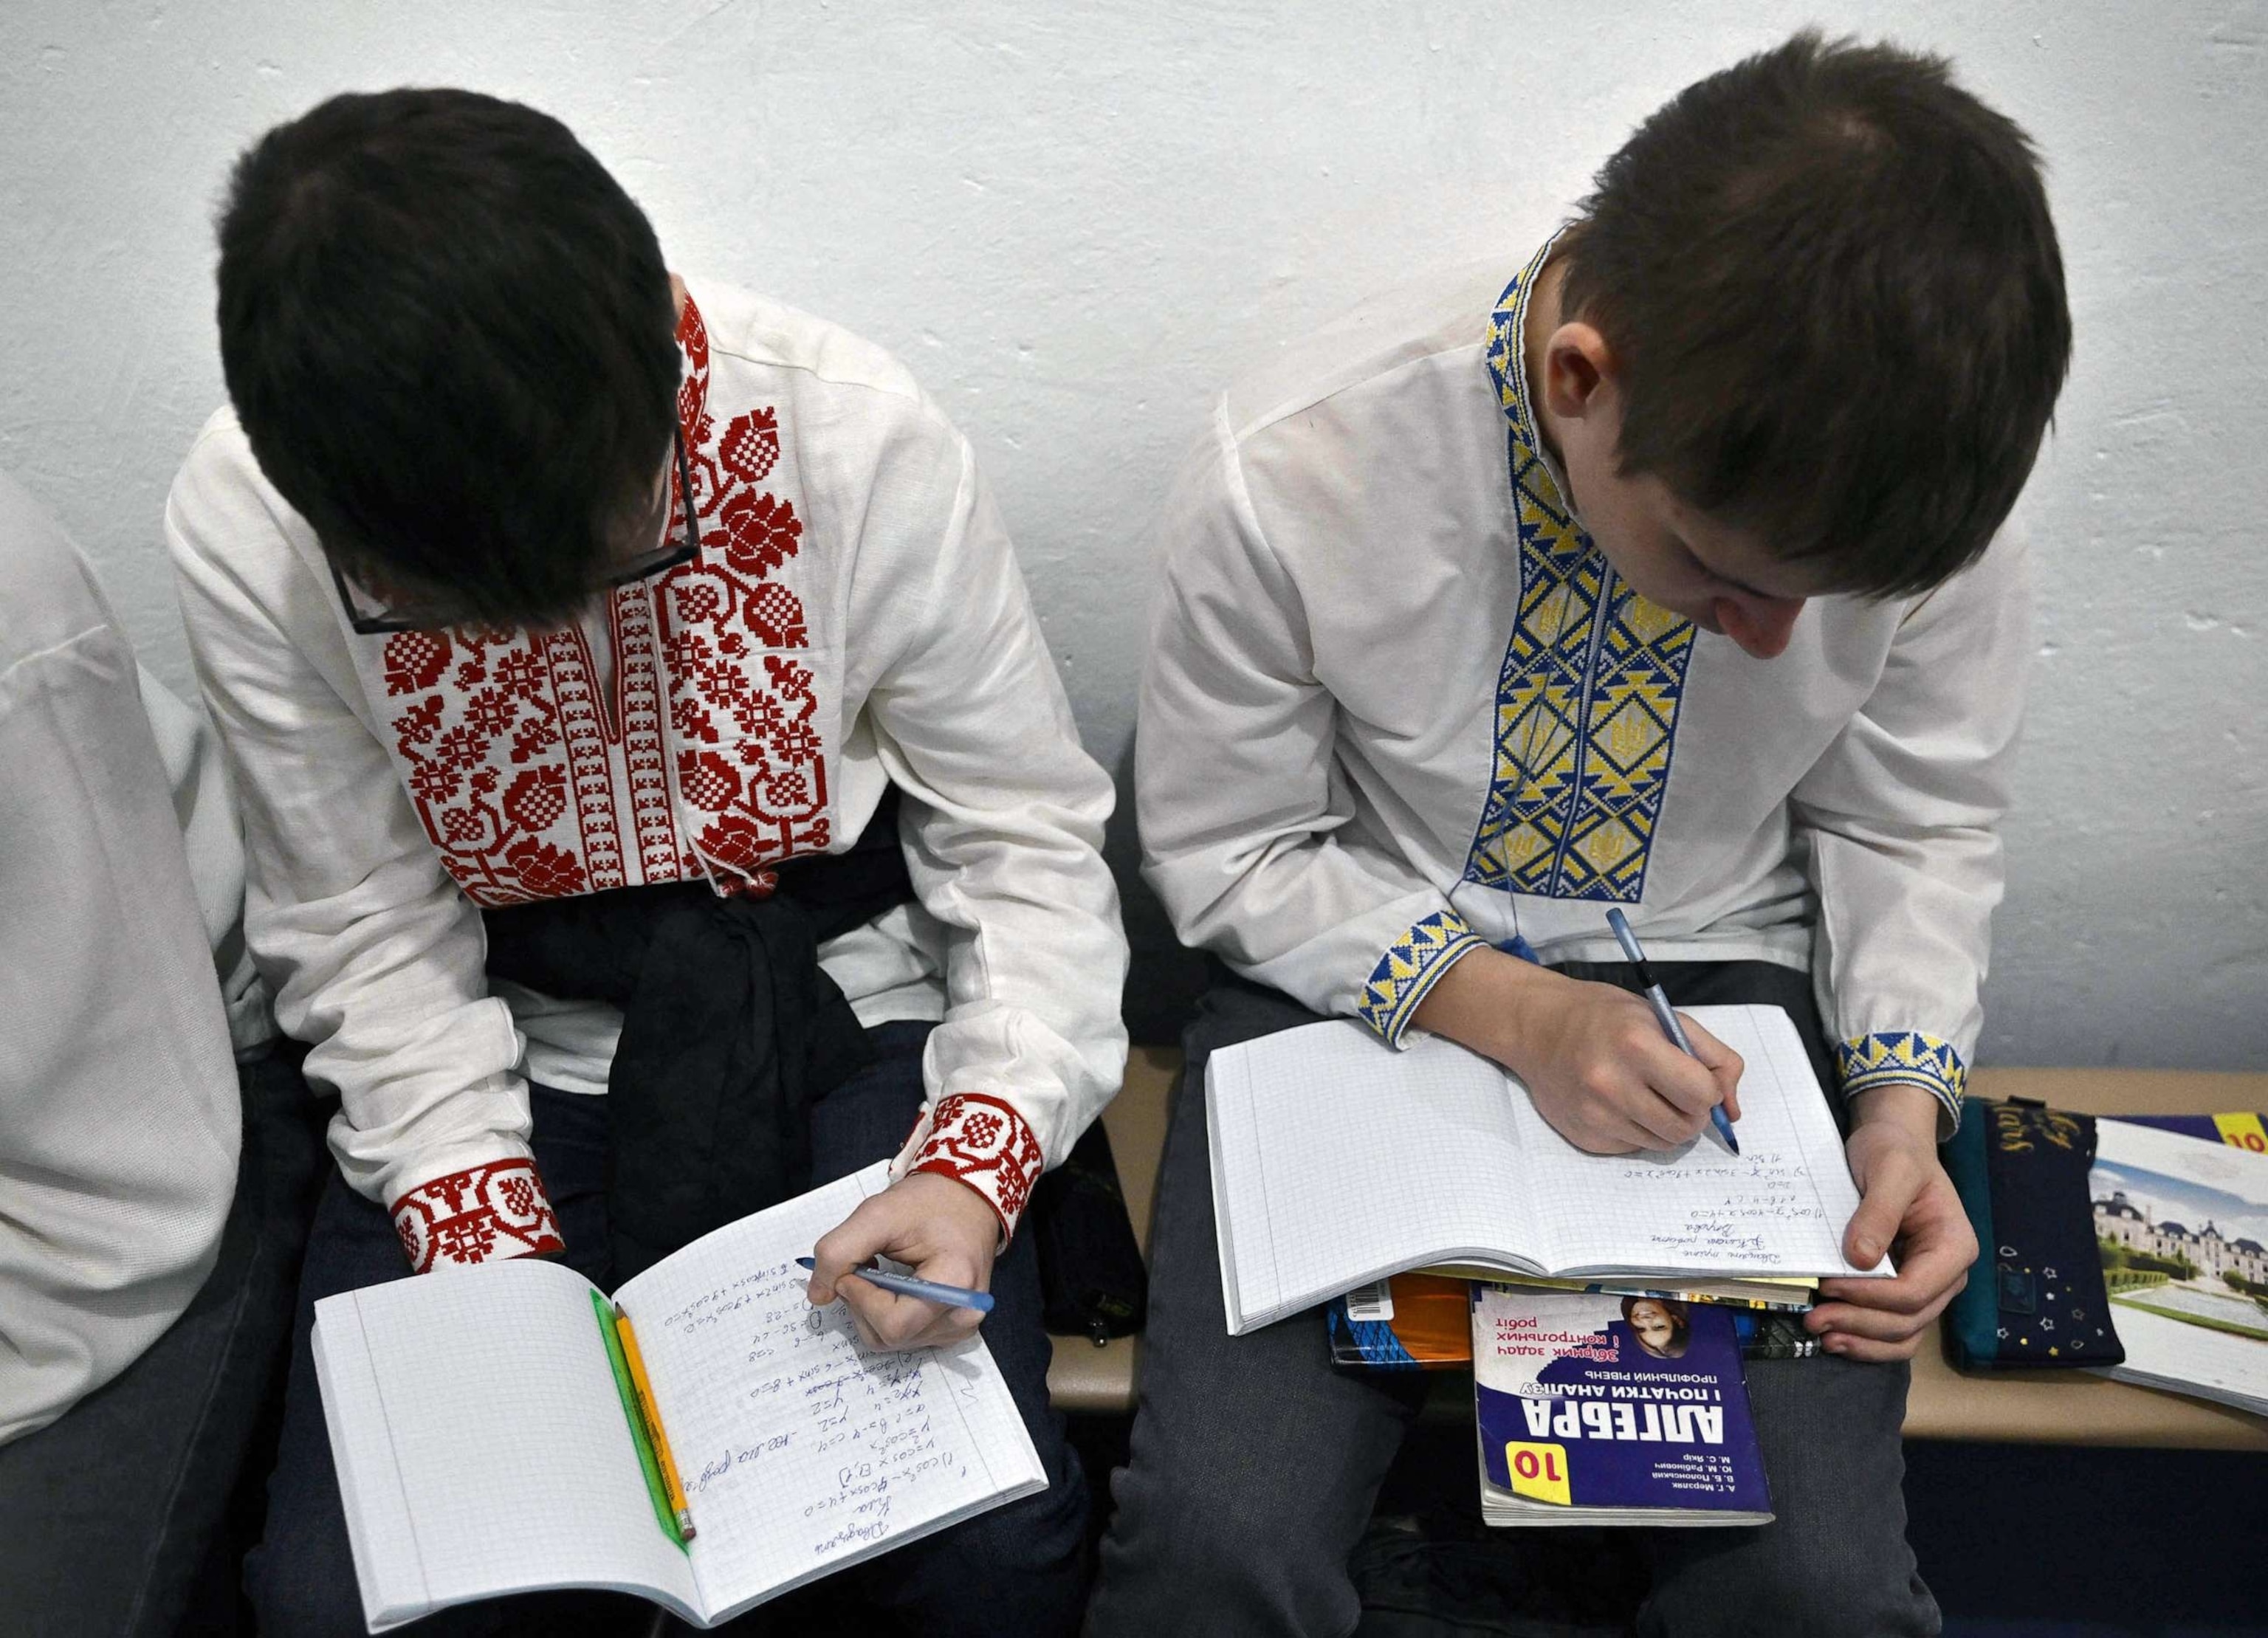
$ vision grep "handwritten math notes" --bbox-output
[653,1255,979,1563]
[613,1169,1037,1614]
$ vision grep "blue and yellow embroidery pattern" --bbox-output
[1358,909,1487,1046]
[1461,239,1696,904]
[1836,1031,1968,1128]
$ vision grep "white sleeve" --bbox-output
[855,416,1130,1239]
[1136,401,1483,1046]
[1793,529,2034,1138]
[0,542,237,1445]
[165,425,562,1271]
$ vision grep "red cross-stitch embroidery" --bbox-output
[912,1093,1045,1238]
[352,292,831,906]
[390,1158,565,1274]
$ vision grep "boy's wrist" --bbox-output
[1409,945,1570,1067]
[891,1092,1042,1245]
[1849,1081,1944,1148]
[887,1170,1008,1264]
[388,1156,565,1274]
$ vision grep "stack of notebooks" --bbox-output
[1329,1273,1819,1369]
[1208,1004,1881,1524]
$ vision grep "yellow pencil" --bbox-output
[614,1305,696,1541]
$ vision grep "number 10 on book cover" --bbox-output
[1471,1286,1773,1526]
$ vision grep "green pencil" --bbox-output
[591,1288,687,1551]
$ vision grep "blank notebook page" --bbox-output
[615,1163,1045,1620]
[323,1258,698,1619]
[1504,1005,1872,1278]
[1208,1020,1541,1328]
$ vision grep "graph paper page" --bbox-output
[1508,1005,1877,1279]
[616,1163,1046,1620]
[1207,1020,1542,1332]
[315,1259,700,1626]
[1206,1007,1880,1333]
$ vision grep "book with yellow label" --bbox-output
[1471,1284,1771,1527]
[2086,1116,2268,1417]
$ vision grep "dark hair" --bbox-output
[216,89,681,627]
[1557,32,2072,596]
[1620,1295,1692,1359]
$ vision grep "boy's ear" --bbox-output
[1540,321,1618,424]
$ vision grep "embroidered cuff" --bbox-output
[1358,909,1488,1048]
[890,1092,1045,1242]
[1835,1031,1968,1138]
[390,1158,566,1274]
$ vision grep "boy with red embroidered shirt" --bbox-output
[1100,35,2069,1637]
[168,91,1124,1634]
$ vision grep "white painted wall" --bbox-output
[3,1,2261,1064]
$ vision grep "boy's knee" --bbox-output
[957,1453,1090,1573]
[1750,1564,1934,1638]
[244,1545,359,1638]
[1101,1456,1344,1617]
[244,1465,368,1638]
[1643,1535,1934,1638]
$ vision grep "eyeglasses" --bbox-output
[332,426,702,636]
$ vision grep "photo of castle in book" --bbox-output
[2093,1166,2268,1343]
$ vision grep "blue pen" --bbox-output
[796,1256,996,1315]
[1604,907,1740,1155]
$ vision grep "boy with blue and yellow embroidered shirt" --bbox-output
[1097,35,2070,1637]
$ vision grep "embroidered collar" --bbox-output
[674,286,713,444]
[1461,231,1700,910]
[360,276,832,911]
[1482,232,1584,535]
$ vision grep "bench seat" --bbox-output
[1046,1051,2268,1451]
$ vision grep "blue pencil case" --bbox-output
[1942,1098,2124,1370]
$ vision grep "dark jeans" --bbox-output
[248,1021,1088,1637]
[1088,963,1937,1638]
[0,1044,326,1638]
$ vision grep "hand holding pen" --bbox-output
[797,1257,994,1314]
[1409,926,1744,1153]
[802,1172,1002,1354]
[1606,907,1742,1154]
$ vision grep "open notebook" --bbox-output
[1206,1005,1884,1334]
[315,1163,1045,1631]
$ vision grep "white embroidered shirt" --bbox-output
[168,284,1128,1270]
[1138,241,2031,1135]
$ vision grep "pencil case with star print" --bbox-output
[1942,1098,2125,1369]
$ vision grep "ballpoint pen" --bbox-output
[797,1257,996,1314]
[1606,906,1740,1154]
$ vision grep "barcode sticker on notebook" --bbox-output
[1344,1280,1395,1323]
